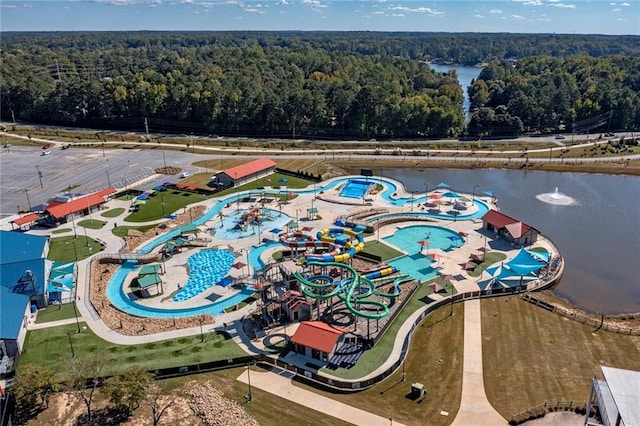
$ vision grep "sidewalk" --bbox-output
[29,317,83,330]
[236,367,406,426]
[450,299,506,425]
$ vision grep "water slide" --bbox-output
[294,261,411,320]
[305,228,365,263]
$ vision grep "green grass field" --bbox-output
[100,207,125,218]
[112,224,157,238]
[481,296,640,419]
[47,236,102,262]
[466,251,507,278]
[77,219,106,229]
[20,322,247,378]
[124,191,209,222]
[35,304,79,324]
[361,240,404,262]
[213,172,314,197]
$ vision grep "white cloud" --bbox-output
[489,9,502,14]
[276,0,287,4]
[371,10,384,15]
[473,14,484,18]
[538,17,551,21]
[547,0,560,2]
[515,0,543,6]
[302,0,327,10]
[389,5,443,15]
[392,13,404,17]
[621,2,630,5]
[549,3,576,8]
[511,14,526,20]
[611,7,621,11]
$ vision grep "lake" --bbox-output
[428,63,483,120]
[383,168,640,314]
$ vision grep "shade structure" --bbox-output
[302,226,313,232]
[278,178,288,184]
[232,261,247,270]
[440,273,454,281]
[427,282,446,293]
[458,231,468,237]
[453,202,467,210]
[477,247,488,252]
[483,190,494,197]
[418,240,430,246]
[526,249,550,262]
[486,264,519,280]
[428,252,443,261]
[470,253,482,262]
[269,227,282,235]
[288,191,296,197]
[506,248,545,276]
[461,262,476,270]
[428,193,443,199]
[436,182,450,188]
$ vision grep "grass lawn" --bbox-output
[48,236,102,262]
[112,224,157,238]
[362,240,405,262]
[35,304,79,324]
[481,296,640,420]
[124,191,209,222]
[466,251,507,278]
[100,207,125,218]
[77,218,106,229]
[52,228,71,234]
[20,322,247,378]
[297,303,463,425]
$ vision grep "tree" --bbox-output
[65,352,111,421]
[144,374,177,426]
[12,364,57,422]
[103,367,149,416]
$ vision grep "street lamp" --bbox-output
[162,151,167,170]
[24,188,32,212]
[69,240,81,333]
[36,166,43,188]
[246,360,257,402]
[472,185,479,202]
[199,317,204,343]
[105,170,111,188]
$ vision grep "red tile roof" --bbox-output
[46,193,107,219]
[223,158,276,181]
[291,321,345,354]
[94,187,116,198]
[505,222,532,238]
[12,213,40,226]
[482,210,536,237]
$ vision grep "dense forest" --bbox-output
[1,32,639,139]
[467,55,640,136]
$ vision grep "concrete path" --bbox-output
[450,299,506,426]
[237,368,406,426]
[29,317,83,330]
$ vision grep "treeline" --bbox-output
[467,55,640,136]
[1,32,640,139]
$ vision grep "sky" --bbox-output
[1,0,638,34]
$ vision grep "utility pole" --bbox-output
[36,166,43,188]
[105,170,111,188]
[144,117,149,136]
[24,188,32,211]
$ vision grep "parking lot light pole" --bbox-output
[24,188,32,211]
[66,332,76,358]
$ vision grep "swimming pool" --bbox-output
[340,179,373,199]
[384,225,463,282]
[106,260,256,318]
[173,249,235,302]
[214,208,292,240]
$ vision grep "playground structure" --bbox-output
[234,207,274,232]
[279,227,366,264]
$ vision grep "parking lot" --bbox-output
[0,145,214,218]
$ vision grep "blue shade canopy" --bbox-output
[506,248,545,276]
[269,228,282,234]
[526,250,550,262]
[278,178,288,184]
[436,182,450,188]
[483,190,494,197]
[442,191,460,198]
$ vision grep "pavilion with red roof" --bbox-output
[290,320,346,362]
[481,209,539,246]
[42,187,116,226]
[212,158,276,188]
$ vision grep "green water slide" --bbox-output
[294,261,406,320]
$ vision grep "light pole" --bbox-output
[36,166,43,188]
[160,192,166,216]
[162,151,167,170]
[246,360,257,402]
[472,185,479,202]
[24,188,32,212]
[69,240,81,333]
[66,332,76,358]
[199,317,204,343]
[105,170,111,188]
[410,192,414,211]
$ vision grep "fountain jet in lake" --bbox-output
[536,187,577,206]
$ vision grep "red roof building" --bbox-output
[43,188,116,224]
[291,321,346,362]
[213,158,277,188]
[10,213,40,230]
[481,209,539,246]
[281,290,311,322]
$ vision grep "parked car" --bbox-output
[61,144,70,150]
[41,150,51,156]
[555,135,565,140]
[180,172,190,178]
[42,143,51,149]
[3,143,12,148]
[605,132,615,137]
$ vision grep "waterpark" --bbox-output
[75,158,563,375]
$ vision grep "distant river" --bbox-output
[428,63,483,119]
[383,168,640,314]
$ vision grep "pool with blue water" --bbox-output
[173,249,235,302]
[340,179,373,199]
[385,225,463,282]
[214,208,292,240]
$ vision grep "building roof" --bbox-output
[45,193,108,219]
[601,366,640,426]
[482,210,537,236]
[139,264,161,276]
[136,274,162,289]
[1,231,49,340]
[0,231,47,264]
[291,321,345,354]
[94,187,117,198]
[222,158,276,181]
[11,213,40,226]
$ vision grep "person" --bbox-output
[177,283,181,290]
